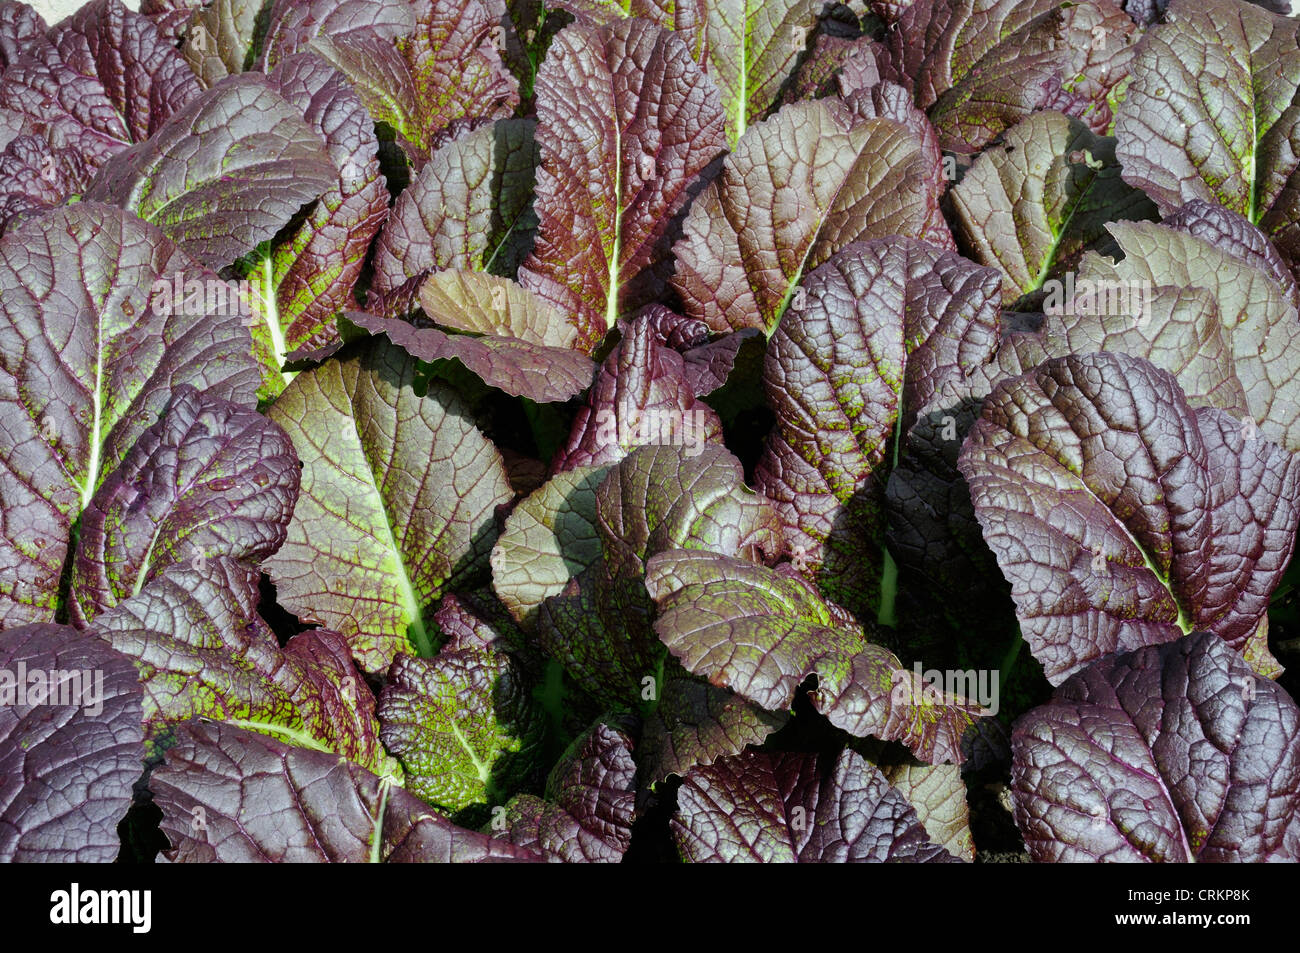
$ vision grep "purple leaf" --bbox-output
[151,719,540,862]
[84,73,336,271]
[1012,631,1300,862]
[0,622,144,862]
[89,556,393,773]
[552,308,724,472]
[755,237,1002,616]
[0,204,260,628]
[518,17,727,342]
[369,118,538,315]
[672,747,962,862]
[70,386,299,624]
[958,351,1300,684]
[495,721,636,862]
[645,549,989,763]
[670,101,946,335]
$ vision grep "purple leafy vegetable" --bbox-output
[84,73,336,270]
[958,351,1300,684]
[493,720,636,862]
[263,339,513,673]
[1012,631,1300,862]
[672,747,962,862]
[151,719,540,862]
[0,204,259,628]
[0,623,144,862]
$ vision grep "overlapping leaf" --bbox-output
[88,556,391,772]
[378,598,544,813]
[958,351,1300,685]
[672,747,962,862]
[0,623,144,862]
[755,238,1002,616]
[260,0,414,68]
[84,73,336,270]
[239,51,390,397]
[69,386,298,624]
[950,111,1158,305]
[0,0,201,201]
[1113,0,1300,280]
[551,308,725,472]
[492,463,610,627]
[181,0,265,86]
[264,339,513,673]
[369,118,538,315]
[638,667,786,784]
[879,761,975,861]
[350,270,597,403]
[0,204,259,628]
[670,102,947,335]
[533,444,782,708]
[1012,632,1300,862]
[151,720,541,862]
[518,17,726,342]
[552,0,823,146]
[493,721,636,862]
[644,550,988,763]
[1010,209,1300,450]
[300,0,518,166]
[888,0,1137,153]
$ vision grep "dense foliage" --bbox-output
[2,0,1300,863]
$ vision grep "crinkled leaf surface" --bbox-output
[89,556,391,772]
[370,118,538,315]
[0,623,144,862]
[358,270,595,404]
[0,0,200,191]
[378,599,544,812]
[592,443,783,578]
[1113,0,1300,276]
[84,73,336,271]
[0,2,46,69]
[1012,631,1300,862]
[981,205,1300,450]
[241,52,390,397]
[492,463,611,627]
[838,82,957,254]
[518,17,726,343]
[885,205,1291,607]
[305,0,518,164]
[755,238,1002,615]
[181,0,264,87]
[672,747,962,862]
[151,719,540,862]
[0,204,260,628]
[1090,213,1300,451]
[670,102,943,335]
[639,665,786,783]
[495,721,636,862]
[645,549,988,763]
[264,339,513,674]
[537,444,782,707]
[551,308,724,471]
[950,111,1157,305]
[958,351,1300,685]
[880,761,974,862]
[891,0,1136,153]
[260,0,414,68]
[69,386,299,625]
[551,0,822,146]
